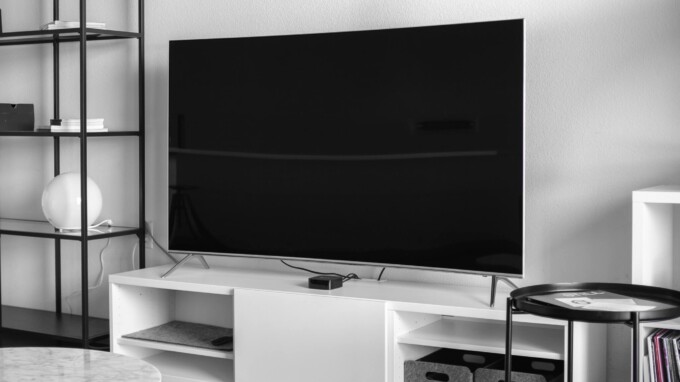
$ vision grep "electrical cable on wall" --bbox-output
[131,227,180,270]
[63,219,114,313]
[64,237,111,314]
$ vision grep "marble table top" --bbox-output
[0,347,161,381]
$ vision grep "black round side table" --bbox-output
[505,283,680,382]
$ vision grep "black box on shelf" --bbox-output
[0,104,34,131]
[474,356,563,382]
[404,348,502,382]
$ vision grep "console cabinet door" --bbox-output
[234,289,386,382]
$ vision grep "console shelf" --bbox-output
[144,352,233,382]
[110,264,606,382]
[117,337,234,359]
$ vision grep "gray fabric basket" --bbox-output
[405,359,473,382]
[404,348,502,382]
[474,357,563,382]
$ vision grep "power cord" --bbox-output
[57,219,114,233]
[377,267,386,281]
[64,237,111,314]
[280,259,360,282]
[88,219,113,230]
[64,219,114,313]
[131,241,139,270]
[130,226,180,270]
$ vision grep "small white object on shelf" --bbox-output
[51,118,107,132]
[41,20,106,30]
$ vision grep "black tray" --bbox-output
[511,282,680,323]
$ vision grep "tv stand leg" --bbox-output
[489,275,519,307]
[161,253,210,278]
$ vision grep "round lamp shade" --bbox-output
[41,172,103,230]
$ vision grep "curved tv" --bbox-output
[168,19,525,277]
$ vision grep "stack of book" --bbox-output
[41,20,106,30]
[646,328,680,382]
[50,118,107,133]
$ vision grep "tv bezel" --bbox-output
[167,19,526,279]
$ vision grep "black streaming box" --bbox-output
[308,275,343,290]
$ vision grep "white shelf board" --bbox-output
[633,185,680,204]
[641,317,680,331]
[397,317,564,360]
[118,337,234,359]
[144,352,233,382]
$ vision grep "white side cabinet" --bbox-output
[632,185,680,289]
[632,185,680,379]
[110,264,606,382]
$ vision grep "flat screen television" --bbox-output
[168,19,525,277]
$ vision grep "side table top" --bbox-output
[511,282,680,323]
[0,347,161,381]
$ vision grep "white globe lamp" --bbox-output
[41,172,103,230]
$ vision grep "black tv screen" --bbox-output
[168,19,525,277]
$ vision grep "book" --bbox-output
[41,20,106,30]
[655,329,670,382]
[528,289,668,312]
[671,331,680,380]
[661,330,673,382]
[49,125,108,132]
[50,118,106,132]
[650,330,659,382]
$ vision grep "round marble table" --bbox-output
[0,347,161,381]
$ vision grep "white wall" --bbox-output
[1,0,679,379]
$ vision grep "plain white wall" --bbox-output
[0,0,679,379]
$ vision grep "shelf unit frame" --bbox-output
[632,185,680,380]
[0,0,146,348]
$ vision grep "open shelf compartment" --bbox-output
[117,337,233,359]
[144,352,233,382]
[111,281,234,380]
[397,315,564,360]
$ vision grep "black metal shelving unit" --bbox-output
[0,0,145,348]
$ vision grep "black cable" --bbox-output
[377,267,386,281]
[280,260,360,282]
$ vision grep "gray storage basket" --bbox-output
[474,357,563,382]
[405,348,502,382]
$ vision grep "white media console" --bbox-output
[109,264,606,382]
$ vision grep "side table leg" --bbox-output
[505,297,513,382]
[632,312,640,382]
[568,320,573,382]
